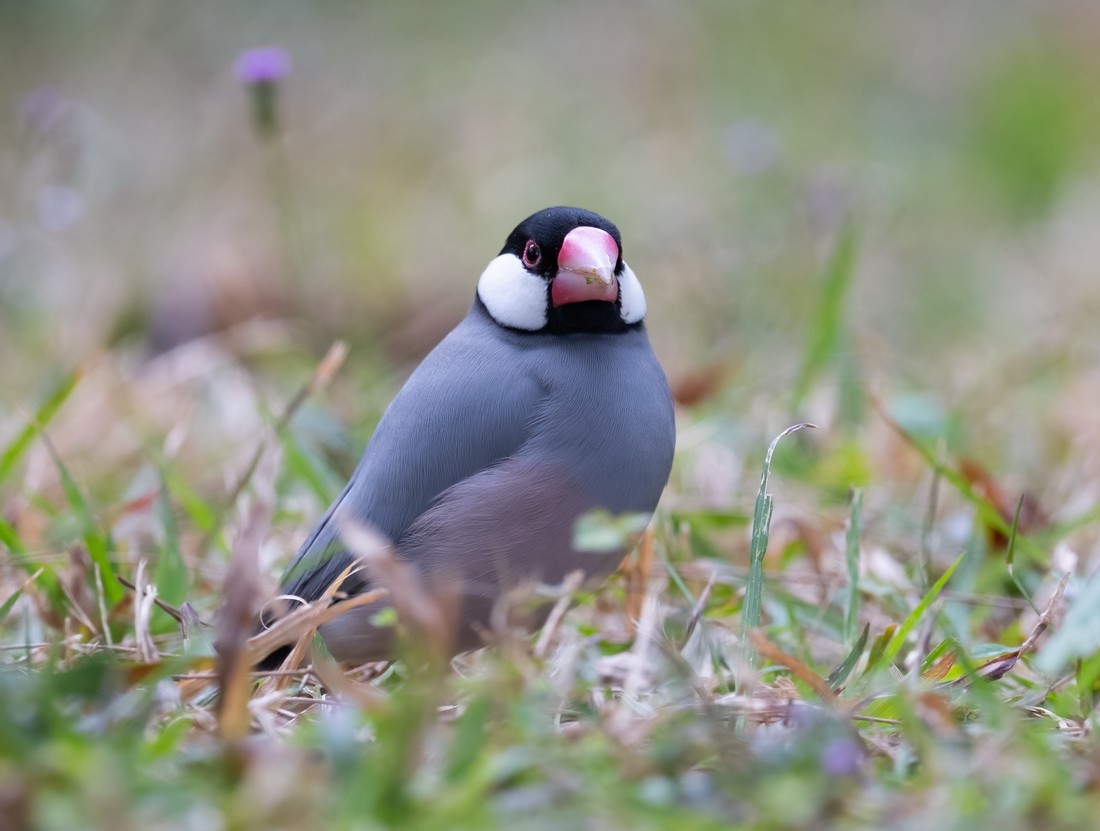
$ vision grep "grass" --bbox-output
[2,339,1096,829]
[3,1,1100,828]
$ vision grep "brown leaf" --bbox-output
[749,629,838,706]
[669,363,729,408]
[973,653,1020,682]
[958,458,1048,548]
[921,652,956,682]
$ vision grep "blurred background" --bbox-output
[1,0,1099,578]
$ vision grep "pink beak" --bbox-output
[551,226,620,307]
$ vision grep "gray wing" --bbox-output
[279,309,542,601]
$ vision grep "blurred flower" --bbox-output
[21,86,69,133]
[819,737,864,777]
[234,47,292,84]
[234,47,292,136]
[37,185,85,232]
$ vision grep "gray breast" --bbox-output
[316,321,675,664]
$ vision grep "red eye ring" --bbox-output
[522,240,542,268]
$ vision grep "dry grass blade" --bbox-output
[92,562,112,646]
[280,340,349,421]
[256,562,382,696]
[337,513,456,658]
[265,627,315,695]
[214,447,278,742]
[681,568,718,649]
[957,571,1070,684]
[202,341,348,551]
[623,527,653,635]
[132,560,160,663]
[118,575,184,623]
[749,629,838,706]
[1018,572,1070,655]
[533,569,584,659]
[609,574,665,736]
[246,586,388,665]
[309,637,388,711]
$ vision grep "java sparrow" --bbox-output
[264,207,675,665]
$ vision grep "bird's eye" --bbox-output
[522,241,542,269]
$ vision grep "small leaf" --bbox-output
[922,653,956,681]
[573,510,651,554]
[370,607,398,628]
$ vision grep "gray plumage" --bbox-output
[269,207,675,665]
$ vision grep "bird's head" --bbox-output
[477,207,646,334]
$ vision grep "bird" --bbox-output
[261,206,676,666]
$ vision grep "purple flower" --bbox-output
[234,47,292,84]
[22,86,69,132]
[235,48,291,136]
[819,737,864,777]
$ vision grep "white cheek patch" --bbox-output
[477,254,548,331]
[617,262,647,324]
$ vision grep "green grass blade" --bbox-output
[49,447,123,606]
[791,223,858,411]
[0,514,27,559]
[154,476,189,607]
[0,514,65,609]
[920,637,959,674]
[280,429,342,505]
[863,624,898,677]
[1005,494,1039,615]
[884,552,965,663]
[0,578,34,626]
[161,463,225,555]
[879,405,1047,565]
[844,488,863,645]
[739,423,815,666]
[828,622,869,689]
[0,368,81,486]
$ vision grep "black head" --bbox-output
[476,206,647,335]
